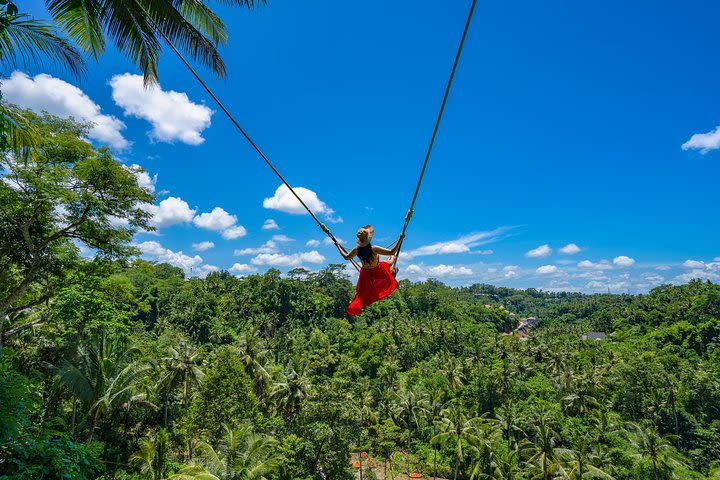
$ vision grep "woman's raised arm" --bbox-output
[337,244,357,260]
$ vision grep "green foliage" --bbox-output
[0,350,30,442]
[188,346,259,440]
[2,157,720,479]
[0,429,101,480]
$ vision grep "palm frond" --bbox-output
[0,102,38,156]
[0,13,85,76]
[46,0,105,58]
[169,465,220,480]
[56,360,94,405]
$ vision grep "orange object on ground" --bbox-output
[353,461,361,469]
[409,474,423,478]
[347,261,399,316]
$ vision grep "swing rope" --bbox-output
[392,0,478,268]
[156,0,476,273]
[155,28,361,271]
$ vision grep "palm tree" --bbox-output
[489,445,522,480]
[431,403,478,480]
[0,5,83,153]
[393,385,429,474]
[175,423,279,480]
[270,356,310,419]
[130,429,170,480]
[45,0,263,85]
[157,338,205,427]
[440,353,466,391]
[556,437,614,480]
[524,419,564,480]
[629,422,686,480]
[0,7,84,75]
[237,329,272,400]
[467,419,500,480]
[56,333,149,442]
[424,389,445,480]
[493,403,522,447]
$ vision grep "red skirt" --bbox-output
[347,261,399,316]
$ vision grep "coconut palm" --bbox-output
[524,419,564,480]
[629,422,686,480]
[432,403,479,480]
[424,388,445,480]
[56,333,149,442]
[237,329,272,400]
[157,338,204,427]
[493,403,523,447]
[0,6,84,75]
[45,0,263,85]
[270,356,310,419]
[556,437,615,480]
[130,429,170,480]
[394,385,429,473]
[489,446,523,480]
[467,419,501,480]
[174,423,279,480]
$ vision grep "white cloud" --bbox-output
[234,241,278,256]
[262,219,279,230]
[193,207,237,231]
[715,257,720,262]
[503,265,519,278]
[613,256,636,268]
[221,225,247,240]
[682,259,705,269]
[406,265,423,275]
[577,259,613,270]
[428,264,473,277]
[536,265,559,275]
[403,228,509,259]
[109,73,212,145]
[682,126,720,153]
[136,241,207,276]
[674,270,720,284]
[229,263,258,275]
[656,265,672,271]
[125,164,157,192]
[143,196,196,228]
[251,251,326,267]
[3,71,129,149]
[306,239,321,247]
[192,207,246,240]
[262,184,340,222]
[192,241,215,252]
[559,243,581,255]
[526,244,552,258]
[641,273,666,285]
[405,264,473,278]
[272,234,294,243]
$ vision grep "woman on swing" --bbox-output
[337,225,404,316]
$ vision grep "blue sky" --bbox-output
[7,0,720,292]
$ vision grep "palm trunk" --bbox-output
[652,457,658,480]
[86,412,98,443]
[163,393,169,427]
[70,398,77,437]
[433,447,437,480]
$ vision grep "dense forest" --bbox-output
[2,113,720,479]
